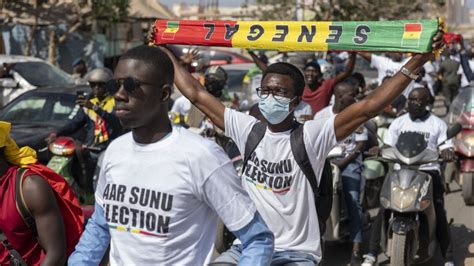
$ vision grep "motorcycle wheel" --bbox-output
[462,172,474,205]
[391,233,411,266]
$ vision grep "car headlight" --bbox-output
[391,183,419,210]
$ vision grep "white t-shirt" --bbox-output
[314,106,368,156]
[371,54,414,97]
[171,96,191,116]
[96,127,256,265]
[384,113,453,171]
[458,59,474,88]
[224,108,337,262]
[294,101,313,123]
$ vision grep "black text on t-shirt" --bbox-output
[102,184,174,238]
[243,152,294,194]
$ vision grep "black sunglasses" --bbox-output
[88,81,106,88]
[106,77,160,95]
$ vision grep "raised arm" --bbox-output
[334,31,444,141]
[334,52,356,83]
[248,50,268,72]
[358,52,372,63]
[460,37,474,81]
[334,53,432,141]
[159,46,226,130]
[23,175,67,265]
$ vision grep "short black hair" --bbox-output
[262,62,305,97]
[351,72,366,88]
[333,80,356,97]
[120,45,174,86]
[304,61,321,73]
[410,86,431,100]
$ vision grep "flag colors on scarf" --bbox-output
[153,19,439,53]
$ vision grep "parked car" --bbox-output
[0,55,74,106]
[221,63,256,110]
[0,85,90,163]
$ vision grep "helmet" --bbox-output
[86,68,113,83]
[204,66,227,97]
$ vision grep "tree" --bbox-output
[253,0,445,21]
[1,0,129,65]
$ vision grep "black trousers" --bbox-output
[367,170,453,260]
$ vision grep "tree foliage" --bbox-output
[253,0,445,21]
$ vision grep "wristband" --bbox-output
[401,67,419,80]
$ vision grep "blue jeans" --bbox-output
[341,162,363,243]
[213,244,317,265]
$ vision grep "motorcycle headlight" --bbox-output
[463,133,474,149]
[391,183,419,210]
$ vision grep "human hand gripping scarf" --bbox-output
[0,121,37,167]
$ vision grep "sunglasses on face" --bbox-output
[106,77,160,95]
[88,82,106,88]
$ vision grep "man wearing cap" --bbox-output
[0,121,81,265]
[72,58,88,85]
[48,68,122,192]
[302,53,356,115]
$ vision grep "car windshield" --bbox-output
[447,86,474,128]
[0,92,77,127]
[11,62,73,86]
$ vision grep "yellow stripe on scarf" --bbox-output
[0,121,37,167]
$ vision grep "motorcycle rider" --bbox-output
[159,29,444,264]
[362,86,455,266]
[314,81,367,264]
[48,68,122,192]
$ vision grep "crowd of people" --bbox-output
[0,26,472,266]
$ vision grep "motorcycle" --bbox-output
[46,136,100,206]
[377,125,461,265]
[446,86,474,205]
[362,120,389,209]
[324,146,351,241]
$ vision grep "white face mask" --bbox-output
[258,95,295,125]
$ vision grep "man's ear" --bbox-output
[161,84,172,102]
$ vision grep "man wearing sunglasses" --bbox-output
[68,45,274,265]
[49,68,122,192]
[159,30,444,265]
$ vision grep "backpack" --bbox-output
[14,165,84,256]
[243,122,333,236]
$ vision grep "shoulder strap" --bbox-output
[290,123,319,195]
[15,168,36,231]
[243,122,267,171]
[0,230,28,266]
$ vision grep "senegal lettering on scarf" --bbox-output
[84,96,115,144]
[152,19,440,53]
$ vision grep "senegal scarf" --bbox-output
[152,19,441,53]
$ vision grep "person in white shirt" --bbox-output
[359,52,415,97]
[314,81,368,264]
[170,95,191,116]
[68,45,274,266]
[362,87,455,266]
[160,32,443,265]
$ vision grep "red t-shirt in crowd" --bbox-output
[302,78,337,115]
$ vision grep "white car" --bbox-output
[0,55,74,106]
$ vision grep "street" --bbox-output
[323,183,474,265]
